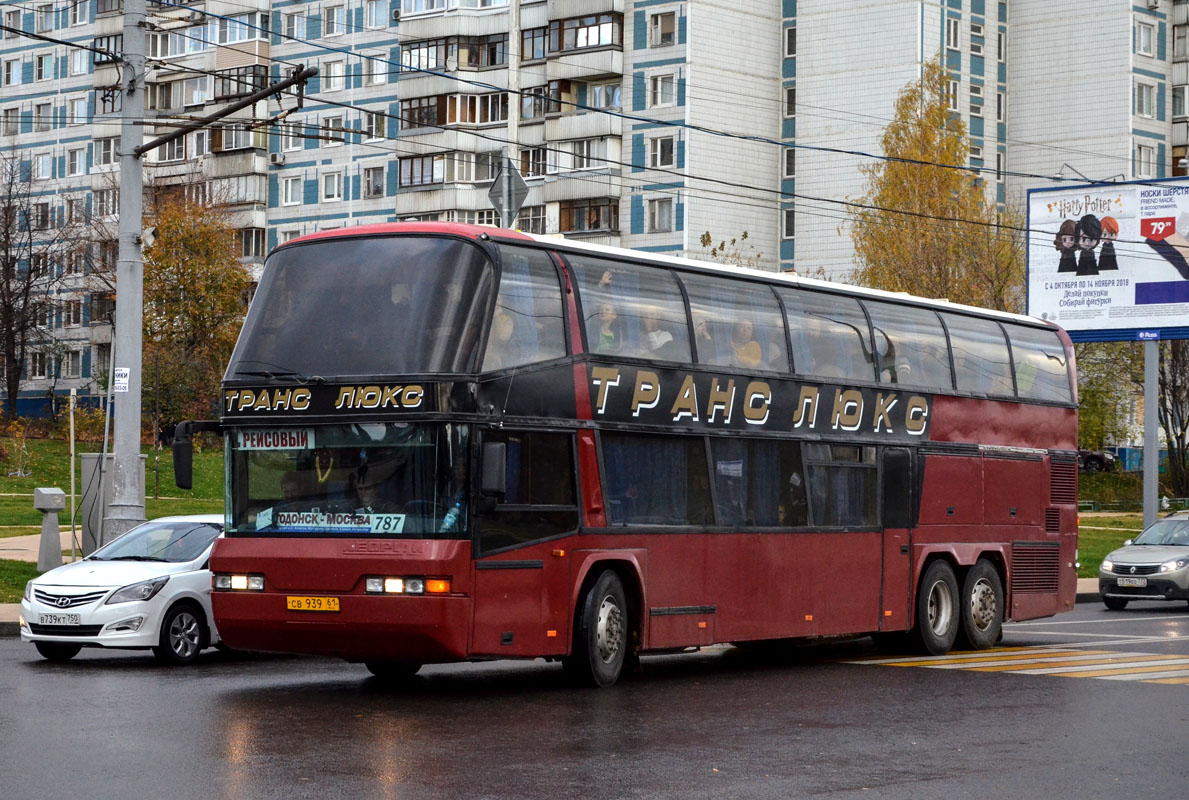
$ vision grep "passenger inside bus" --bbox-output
[640,309,682,359]
[483,310,517,370]
[594,302,622,353]
[352,462,403,515]
[730,320,763,368]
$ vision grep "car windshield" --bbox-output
[1133,518,1189,546]
[91,520,221,563]
[228,422,469,538]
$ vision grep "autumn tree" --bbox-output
[847,60,1024,312]
[140,194,251,426]
[1076,342,1141,450]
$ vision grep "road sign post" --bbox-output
[489,155,529,228]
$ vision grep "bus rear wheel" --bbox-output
[958,559,1004,650]
[913,560,959,655]
[564,569,628,688]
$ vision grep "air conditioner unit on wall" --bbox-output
[1148,0,1159,9]
[269,152,285,166]
[392,8,401,21]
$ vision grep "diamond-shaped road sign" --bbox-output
[488,159,530,227]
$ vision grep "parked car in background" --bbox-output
[1099,511,1189,610]
[19,515,224,665]
[1078,448,1117,472]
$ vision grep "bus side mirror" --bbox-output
[173,438,194,491]
[480,442,507,506]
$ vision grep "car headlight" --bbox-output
[105,576,170,605]
[1101,559,1114,572]
[23,580,32,602]
[1160,559,1188,573]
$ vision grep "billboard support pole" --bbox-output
[1144,340,1159,528]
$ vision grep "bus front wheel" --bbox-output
[913,561,959,655]
[564,569,628,688]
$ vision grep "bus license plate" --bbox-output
[1117,577,1147,588]
[286,596,340,612]
[38,613,80,626]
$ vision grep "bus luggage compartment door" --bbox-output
[881,447,914,630]
[471,549,570,657]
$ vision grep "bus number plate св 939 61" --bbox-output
[286,596,341,612]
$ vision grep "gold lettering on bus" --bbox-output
[873,393,898,433]
[358,386,382,408]
[831,389,863,431]
[272,388,292,410]
[743,381,771,426]
[401,386,423,408]
[238,390,257,411]
[381,385,402,407]
[793,386,820,428]
[631,371,661,418]
[253,392,272,412]
[335,387,355,409]
[670,375,699,422]
[706,378,736,424]
[591,366,621,416]
[905,395,929,435]
[291,389,310,410]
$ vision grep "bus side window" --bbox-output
[601,433,712,525]
[567,256,691,362]
[780,289,875,381]
[680,275,789,372]
[483,246,566,371]
[709,438,806,526]
[1005,325,1073,403]
[478,431,578,554]
[863,300,952,391]
[942,312,1014,396]
[804,444,879,527]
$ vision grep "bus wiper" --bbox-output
[233,361,325,384]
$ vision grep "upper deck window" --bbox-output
[680,274,789,371]
[482,246,566,371]
[780,290,875,382]
[942,313,1015,396]
[227,236,493,379]
[569,256,691,362]
[864,300,952,391]
[1005,324,1073,404]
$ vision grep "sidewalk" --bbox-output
[0,528,1105,637]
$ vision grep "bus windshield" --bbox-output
[227,236,493,379]
[228,423,469,538]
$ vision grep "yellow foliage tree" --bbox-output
[142,196,250,425]
[848,60,1024,312]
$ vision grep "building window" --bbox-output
[364,111,386,140]
[240,228,265,259]
[284,11,306,39]
[30,352,49,379]
[63,350,81,378]
[364,54,387,86]
[364,166,385,198]
[785,26,796,57]
[516,205,545,234]
[3,59,20,87]
[588,82,620,110]
[970,144,983,161]
[783,148,795,178]
[549,13,622,53]
[401,96,439,130]
[33,153,51,180]
[162,136,187,162]
[280,230,301,243]
[946,79,959,111]
[522,27,547,61]
[216,12,267,44]
[970,37,983,57]
[1137,144,1155,179]
[399,154,444,187]
[35,102,51,132]
[945,17,959,50]
[785,86,795,118]
[95,86,122,115]
[365,0,384,29]
[559,198,618,233]
[325,5,345,36]
[650,12,675,48]
[67,148,84,176]
[647,197,673,233]
[1136,82,1155,118]
[71,0,86,26]
[191,130,210,157]
[95,137,119,166]
[996,91,1006,122]
[64,299,82,327]
[68,97,86,125]
[322,171,343,202]
[93,34,122,64]
[520,146,547,177]
[1136,20,1155,57]
[649,136,675,169]
[1177,25,1188,59]
[998,30,1006,62]
[1175,85,1187,119]
[70,50,87,76]
[281,176,301,206]
[995,152,1005,182]
[783,207,795,239]
[282,119,302,151]
[94,188,118,216]
[64,245,84,270]
[322,115,344,146]
[649,74,675,108]
[35,53,52,81]
[1,107,14,136]
[3,9,18,35]
[32,202,51,230]
[324,60,345,92]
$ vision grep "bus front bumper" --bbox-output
[212,592,471,662]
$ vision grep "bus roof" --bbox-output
[279,222,1055,331]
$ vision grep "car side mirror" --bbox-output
[480,442,506,509]
[1123,539,1133,547]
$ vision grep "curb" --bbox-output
[0,621,19,638]
[1076,591,1100,605]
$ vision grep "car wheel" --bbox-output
[563,569,629,688]
[364,660,422,680]
[1103,596,1129,611]
[34,642,81,662]
[958,559,1004,650]
[153,603,207,666]
[912,561,960,655]
[1085,458,1103,472]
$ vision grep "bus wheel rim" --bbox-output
[969,578,997,632]
[595,594,623,664]
[927,580,953,635]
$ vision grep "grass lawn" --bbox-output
[1078,514,1143,578]
[0,558,39,603]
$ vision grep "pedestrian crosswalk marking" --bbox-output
[846,646,1189,686]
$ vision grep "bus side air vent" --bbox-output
[1011,541,1060,594]
[1049,460,1077,505]
[1044,508,1060,532]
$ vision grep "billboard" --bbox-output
[1027,177,1189,342]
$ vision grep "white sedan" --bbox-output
[20,514,224,665]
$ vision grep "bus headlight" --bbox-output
[365,576,450,594]
[214,574,264,591]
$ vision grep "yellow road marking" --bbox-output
[877,650,1103,668]
[1047,661,1189,678]
[1144,676,1189,685]
[968,654,1188,672]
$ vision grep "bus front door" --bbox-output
[881,447,915,630]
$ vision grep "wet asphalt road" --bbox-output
[3,603,1189,800]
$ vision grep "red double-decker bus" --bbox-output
[174,222,1078,687]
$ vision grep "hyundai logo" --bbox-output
[1130,566,1137,574]
[55,596,71,608]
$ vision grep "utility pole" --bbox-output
[102,0,148,544]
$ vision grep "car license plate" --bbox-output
[1117,576,1148,588]
[38,613,80,626]
[286,596,340,612]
